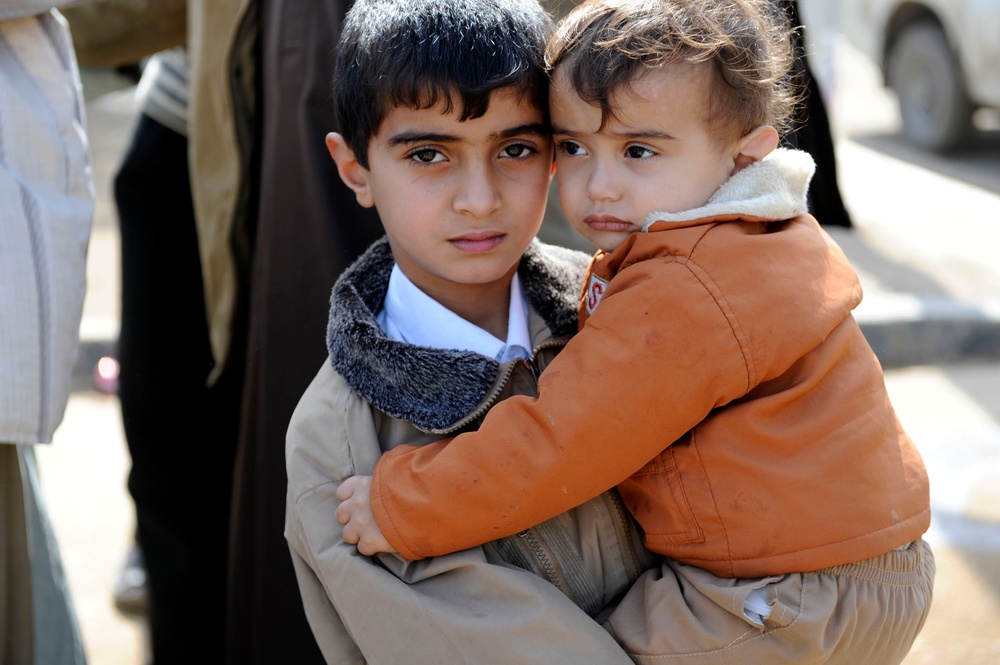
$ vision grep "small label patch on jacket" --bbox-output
[585,274,609,315]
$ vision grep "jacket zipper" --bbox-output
[516,529,572,598]
[602,490,648,583]
[428,337,571,435]
[523,355,540,382]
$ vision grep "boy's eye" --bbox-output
[409,148,445,164]
[501,143,535,159]
[625,145,655,159]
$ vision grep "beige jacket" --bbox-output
[285,239,650,664]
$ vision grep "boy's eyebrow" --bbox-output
[496,122,550,139]
[387,131,459,146]
[387,123,550,146]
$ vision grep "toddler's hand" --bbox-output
[335,476,396,556]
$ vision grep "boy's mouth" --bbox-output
[583,214,632,233]
[449,231,506,253]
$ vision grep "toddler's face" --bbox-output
[551,62,739,252]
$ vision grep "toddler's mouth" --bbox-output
[584,214,632,232]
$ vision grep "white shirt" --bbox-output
[377,264,532,362]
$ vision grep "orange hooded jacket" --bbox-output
[371,150,931,578]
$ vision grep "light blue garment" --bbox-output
[1,8,93,665]
[0,9,92,444]
[136,46,189,137]
[22,445,87,665]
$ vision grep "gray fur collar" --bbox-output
[327,237,589,431]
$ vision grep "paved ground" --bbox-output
[34,33,1000,665]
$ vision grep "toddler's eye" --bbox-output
[559,140,587,156]
[625,145,655,159]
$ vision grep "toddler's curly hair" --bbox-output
[546,0,800,141]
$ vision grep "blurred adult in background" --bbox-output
[62,3,237,662]
[66,1,381,663]
[0,3,93,664]
[181,1,383,662]
[781,0,853,228]
[114,47,245,663]
[221,2,384,662]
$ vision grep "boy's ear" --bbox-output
[731,125,779,175]
[326,132,375,208]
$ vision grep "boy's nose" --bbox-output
[453,162,502,217]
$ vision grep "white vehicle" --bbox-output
[841,0,1000,151]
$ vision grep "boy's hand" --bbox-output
[335,476,396,556]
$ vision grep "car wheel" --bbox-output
[886,19,975,152]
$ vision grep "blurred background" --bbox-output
[35,0,1000,663]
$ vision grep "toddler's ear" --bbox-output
[327,132,375,208]
[731,125,779,175]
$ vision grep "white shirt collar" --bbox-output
[377,264,532,362]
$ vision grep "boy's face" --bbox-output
[550,62,740,252]
[332,88,553,306]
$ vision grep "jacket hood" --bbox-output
[326,237,589,430]
[642,148,815,229]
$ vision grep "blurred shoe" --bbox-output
[113,543,147,615]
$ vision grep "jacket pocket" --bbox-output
[618,443,705,546]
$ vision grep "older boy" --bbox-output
[337,1,935,662]
[284,1,654,663]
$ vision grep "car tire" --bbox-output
[886,19,975,152]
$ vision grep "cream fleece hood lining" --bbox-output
[641,148,816,230]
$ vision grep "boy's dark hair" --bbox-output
[546,0,799,142]
[334,0,553,168]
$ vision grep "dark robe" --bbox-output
[224,2,383,664]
